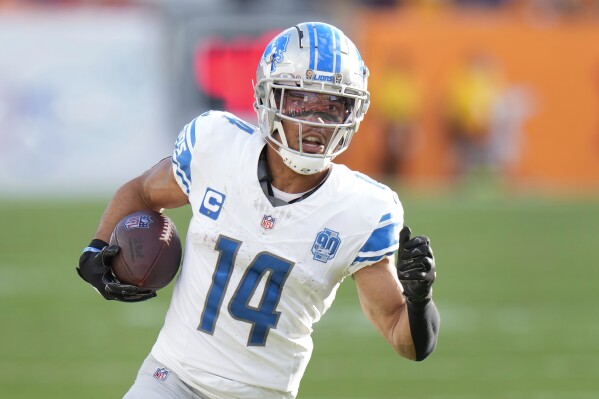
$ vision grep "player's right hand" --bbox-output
[77,240,156,303]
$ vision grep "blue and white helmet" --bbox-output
[254,22,370,175]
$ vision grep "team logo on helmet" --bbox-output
[312,228,341,263]
[262,33,290,72]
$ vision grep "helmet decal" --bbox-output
[262,33,290,73]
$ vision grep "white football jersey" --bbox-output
[151,111,403,398]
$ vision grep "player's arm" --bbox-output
[353,257,416,359]
[77,157,188,302]
[93,157,188,243]
[354,226,439,361]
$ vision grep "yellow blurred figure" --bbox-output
[445,51,504,175]
[447,53,503,138]
[378,68,421,126]
[374,54,422,178]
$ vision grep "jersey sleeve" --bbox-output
[171,111,257,197]
[346,190,403,275]
[171,115,200,196]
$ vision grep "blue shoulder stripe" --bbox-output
[379,213,393,223]
[189,116,197,147]
[173,158,190,195]
[352,250,396,265]
[359,222,400,254]
[172,118,196,195]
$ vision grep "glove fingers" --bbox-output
[78,252,109,279]
[106,283,157,302]
[398,270,428,281]
[105,281,155,296]
[402,235,430,249]
[122,292,157,303]
[103,272,156,302]
[100,245,120,267]
[398,255,433,270]
[398,265,430,277]
[398,268,434,280]
[401,244,433,259]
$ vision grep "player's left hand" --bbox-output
[397,226,436,304]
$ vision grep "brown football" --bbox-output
[109,210,182,290]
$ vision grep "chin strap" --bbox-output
[278,146,330,175]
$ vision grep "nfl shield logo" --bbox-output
[124,215,153,230]
[153,367,170,381]
[261,215,276,230]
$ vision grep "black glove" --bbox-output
[397,226,436,304]
[77,239,157,303]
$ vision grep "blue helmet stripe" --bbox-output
[333,28,341,73]
[315,24,335,73]
[308,25,316,71]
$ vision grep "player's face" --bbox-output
[276,90,353,155]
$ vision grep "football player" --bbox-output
[77,22,440,399]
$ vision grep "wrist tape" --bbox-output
[83,239,109,254]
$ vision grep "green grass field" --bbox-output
[1,194,598,398]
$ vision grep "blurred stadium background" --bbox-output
[1,0,598,398]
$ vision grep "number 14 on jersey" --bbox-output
[198,235,295,346]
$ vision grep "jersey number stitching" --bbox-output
[198,235,295,346]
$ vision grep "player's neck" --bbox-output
[265,146,329,194]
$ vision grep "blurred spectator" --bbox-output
[453,0,512,8]
[513,0,599,19]
[528,0,586,16]
[443,51,504,179]
[488,85,533,175]
[444,50,534,181]
[453,0,511,7]
[360,0,402,8]
[373,52,422,179]
[0,0,131,7]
